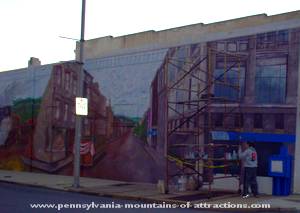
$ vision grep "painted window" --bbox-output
[239,42,248,51]
[69,74,73,93]
[55,68,61,86]
[227,42,237,52]
[176,46,189,72]
[217,43,225,51]
[71,106,75,123]
[168,61,177,82]
[214,113,223,127]
[190,44,199,55]
[255,58,286,103]
[214,61,245,101]
[275,113,284,129]
[234,113,243,128]
[277,30,288,43]
[73,79,77,95]
[84,118,90,136]
[55,100,60,120]
[65,72,70,91]
[86,87,90,100]
[254,113,263,129]
[175,90,185,113]
[64,104,68,122]
[256,30,289,49]
[61,70,65,90]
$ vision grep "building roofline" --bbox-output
[77,10,300,60]
[0,60,79,75]
[84,11,299,41]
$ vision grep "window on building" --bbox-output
[64,104,68,122]
[175,90,185,113]
[217,42,225,51]
[62,70,66,90]
[278,30,289,44]
[188,78,192,109]
[255,58,287,104]
[234,113,244,128]
[55,68,61,86]
[266,32,276,48]
[65,72,70,91]
[239,42,248,51]
[168,61,177,82]
[254,113,263,129]
[157,67,165,91]
[71,106,75,124]
[257,32,276,48]
[69,74,73,93]
[257,30,289,49]
[86,87,90,100]
[214,113,223,127]
[55,100,60,120]
[275,113,284,129]
[214,60,245,101]
[256,33,266,49]
[73,79,77,95]
[85,75,92,84]
[176,46,188,71]
[190,44,199,56]
[193,116,198,128]
[84,119,90,136]
[227,42,237,52]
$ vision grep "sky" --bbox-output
[0,0,299,71]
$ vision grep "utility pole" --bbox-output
[73,0,86,188]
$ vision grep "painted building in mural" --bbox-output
[147,27,300,194]
[0,61,131,174]
[1,10,300,193]
[75,10,300,194]
[23,62,110,171]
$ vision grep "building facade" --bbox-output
[1,10,300,193]
[76,10,300,194]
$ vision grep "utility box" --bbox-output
[268,146,292,196]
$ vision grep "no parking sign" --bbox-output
[75,97,88,116]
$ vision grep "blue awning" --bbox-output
[211,131,295,144]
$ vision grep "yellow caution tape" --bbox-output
[167,155,238,169]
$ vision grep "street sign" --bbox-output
[75,97,88,116]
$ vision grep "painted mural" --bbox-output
[0,28,297,188]
[0,49,167,183]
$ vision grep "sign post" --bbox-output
[73,0,86,188]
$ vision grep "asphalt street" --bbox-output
[0,182,208,213]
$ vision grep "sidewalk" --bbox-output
[0,170,299,212]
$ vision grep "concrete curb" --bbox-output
[0,179,299,212]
